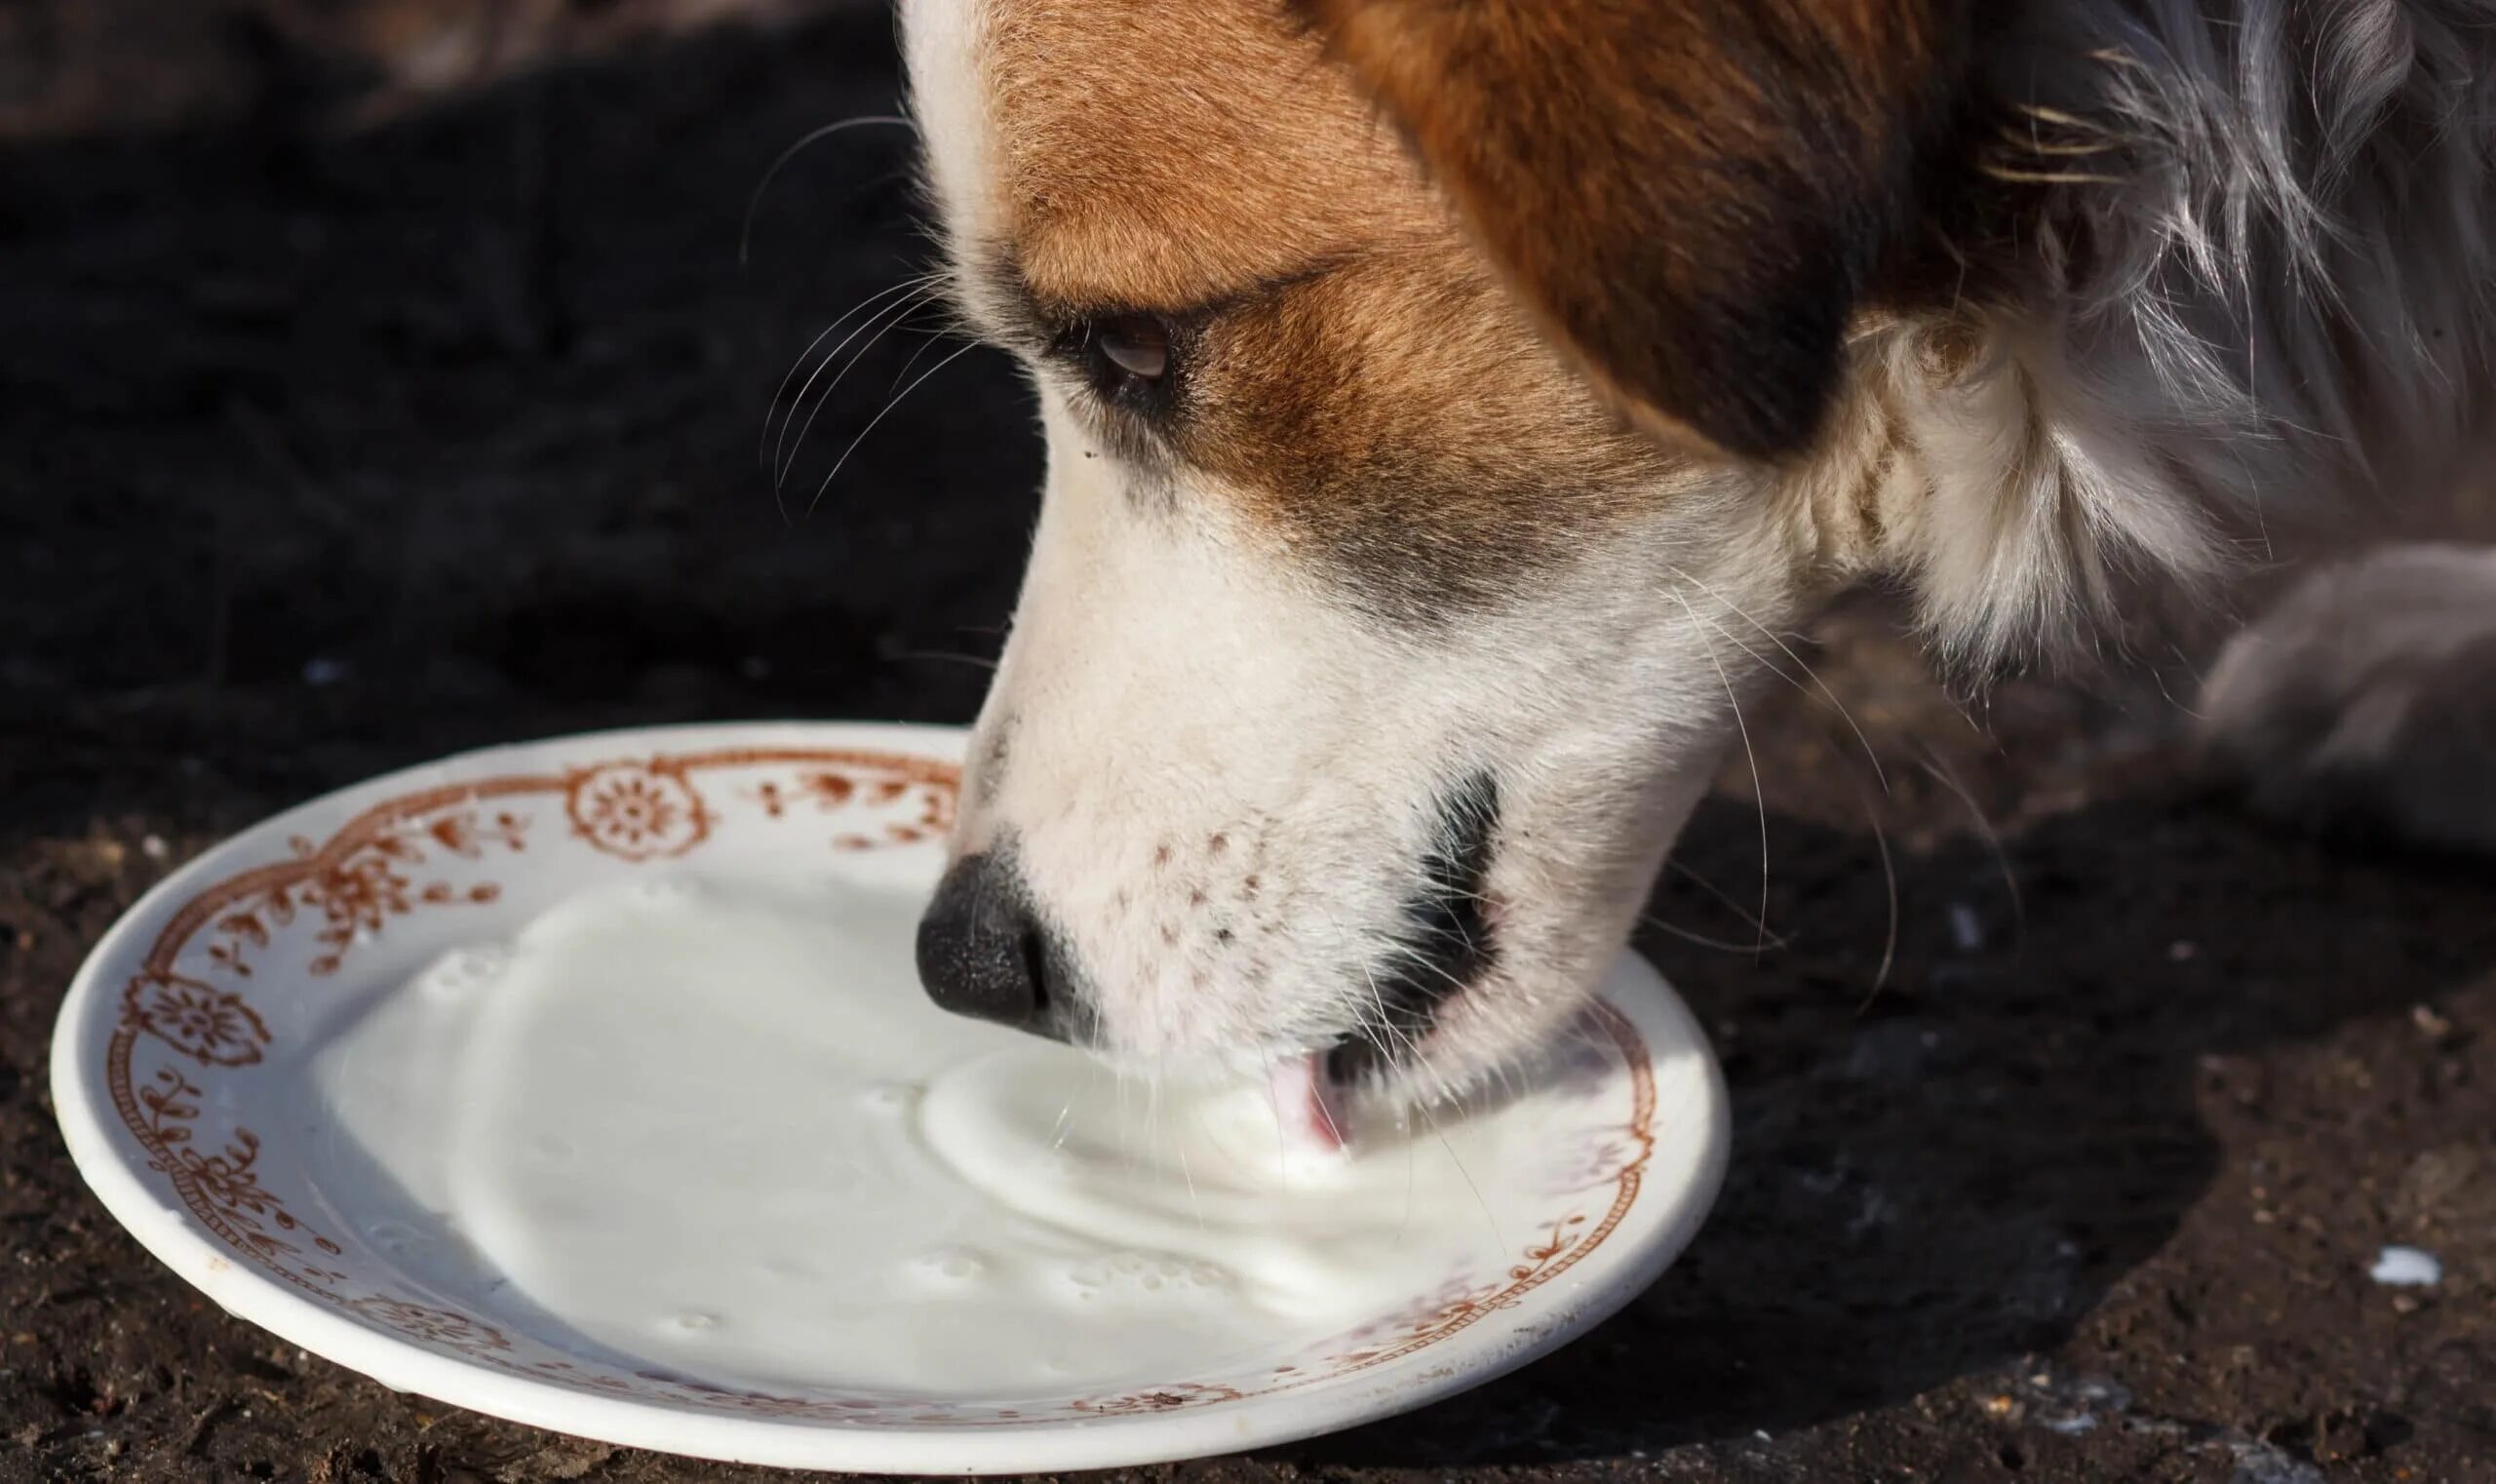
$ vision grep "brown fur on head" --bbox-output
[1290,0,1974,461]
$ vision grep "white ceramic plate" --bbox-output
[52,722,1727,1474]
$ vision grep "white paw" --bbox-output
[2197,544,2496,853]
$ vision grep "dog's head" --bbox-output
[902,0,1983,1104]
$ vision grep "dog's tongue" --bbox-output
[1269,1051,1350,1156]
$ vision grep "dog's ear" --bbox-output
[1293,0,1969,461]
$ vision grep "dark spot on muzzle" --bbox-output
[1328,771,1502,1086]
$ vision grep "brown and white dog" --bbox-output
[902,0,2496,1122]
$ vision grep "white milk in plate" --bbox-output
[309,874,1582,1399]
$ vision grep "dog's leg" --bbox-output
[2196,544,2496,854]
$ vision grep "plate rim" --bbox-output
[50,720,1730,1473]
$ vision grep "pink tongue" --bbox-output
[1269,1051,1349,1154]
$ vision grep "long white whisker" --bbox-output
[779,290,937,490]
[1642,913,1791,955]
[1669,586,1772,957]
[1684,606,1899,987]
[886,648,998,673]
[1411,876,1787,955]
[1152,1075,1205,1232]
[804,341,980,518]
[760,275,934,474]
[739,114,917,268]
[881,307,957,392]
[1855,785,1900,1011]
[1663,858,1786,942]
[1916,748,2026,943]
[1330,952,1419,1242]
[1669,566,1891,797]
[1413,1097,1504,1257]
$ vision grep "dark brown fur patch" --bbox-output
[1293,0,1973,461]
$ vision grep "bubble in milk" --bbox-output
[857,1081,920,1116]
[418,946,509,1000]
[631,876,702,906]
[1058,1250,1234,1302]
[908,1246,988,1287]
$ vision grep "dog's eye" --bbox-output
[1094,315,1169,380]
[1054,312,1180,411]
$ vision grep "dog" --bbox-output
[900,0,2496,1123]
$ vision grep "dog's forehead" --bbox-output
[908,0,1442,308]
[903,0,1682,624]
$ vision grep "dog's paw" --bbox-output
[2196,544,2496,854]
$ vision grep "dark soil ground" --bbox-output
[4,9,2494,1482]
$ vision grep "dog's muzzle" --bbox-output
[916,773,1502,1086]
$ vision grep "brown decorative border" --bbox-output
[97,743,1653,1426]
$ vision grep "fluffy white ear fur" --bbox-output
[1872,0,2496,671]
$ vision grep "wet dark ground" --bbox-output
[4,11,2493,1482]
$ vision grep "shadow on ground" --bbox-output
[1291,793,2496,1467]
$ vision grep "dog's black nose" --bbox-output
[915,853,1058,1030]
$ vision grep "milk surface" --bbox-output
[309,875,1586,1399]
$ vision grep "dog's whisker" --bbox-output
[1356,956,1471,1109]
[1260,1055,1291,1173]
[780,290,941,491]
[1639,913,1791,955]
[765,280,938,500]
[887,648,999,673]
[1365,941,1494,1067]
[1332,910,1435,1090]
[773,285,933,488]
[881,312,961,393]
[1411,1095,1505,1259]
[804,340,981,519]
[1149,1075,1207,1231]
[1401,1093,1417,1244]
[1668,565,1892,798]
[1113,1060,1142,1181]
[1661,857,1786,943]
[1418,874,1789,954]
[738,114,918,269]
[760,273,940,465]
[1674,602,1901,992]
[1669,585,1773,957]
[1854,783,1902,1013]
[1915,747,2027,946]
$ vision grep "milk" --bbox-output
[310,875,1572,1399]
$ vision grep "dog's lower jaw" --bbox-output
[1323,742,1727,1134]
